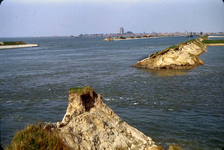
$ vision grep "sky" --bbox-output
[0,0,223,37]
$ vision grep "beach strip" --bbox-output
[0,44,38,49]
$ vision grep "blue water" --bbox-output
[0,36,224,149]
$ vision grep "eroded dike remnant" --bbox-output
[132,37,207,69]
[45,87,158,150]
[0,41,38,49]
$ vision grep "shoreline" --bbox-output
[206,43,224,46]
[0,44,38,49]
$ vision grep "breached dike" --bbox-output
[133,37,207,69]
[103,35,153,41]
[0,41,38,49]
[0,44,38,49]
[44,87,158,150]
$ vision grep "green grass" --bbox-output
[1,41,26,46]
[202,40,224,44]
[201,35,209,40]
[5,122,70,150]
[69,86,93,94]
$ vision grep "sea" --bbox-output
[0,36,223,150]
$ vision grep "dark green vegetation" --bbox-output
[202,40,224,44]
[1,41,26,46]
[5,122,70,150]
[69,86,93,94]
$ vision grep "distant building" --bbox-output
[126,31,133,34]
[200,32,203,36]
[120,27,124,35]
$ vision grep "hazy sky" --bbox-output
[0,0,223,37]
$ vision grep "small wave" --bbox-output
[133,102,139,105]
[104,98,111,101]
[5,100,31,103]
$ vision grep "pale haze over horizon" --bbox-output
[0,0,223,37]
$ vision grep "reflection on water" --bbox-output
[138,68,189,76]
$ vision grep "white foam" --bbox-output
[105,98,111,101]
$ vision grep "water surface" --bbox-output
[0,36,223,149]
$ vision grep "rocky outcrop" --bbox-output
[103,37,114,41]
[133,37,207,69]
[45,87,158,150]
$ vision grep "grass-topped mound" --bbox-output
[0,41,26,46]
[69,86,93,94]
[5,122,70,150]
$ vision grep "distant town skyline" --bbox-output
[0,0,223,37]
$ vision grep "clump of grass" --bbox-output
[157,145,164,150]
[168,145,183,150]
[69,86,93,94]
[5,122,70,150]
